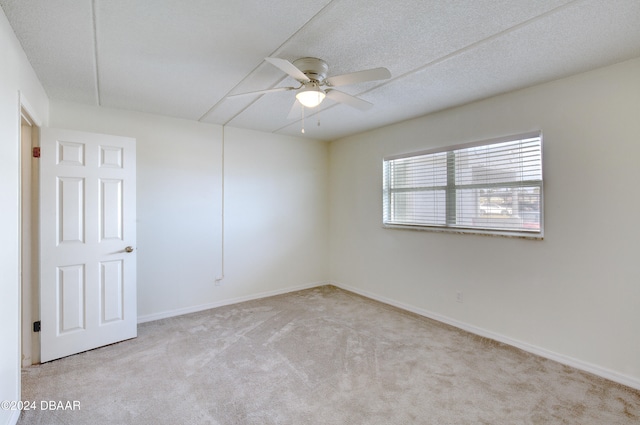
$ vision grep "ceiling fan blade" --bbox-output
[265,57,310,83]
[287,99,302,120]
[227,86,294,98]
[325,89,373,111]
[325,67,391,87]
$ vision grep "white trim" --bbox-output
[18,91,43,127]
[137,281,327,324]
[382,223,543,240]
[331,281,640,391]
[9,410,20,425]
[14,91,25,425]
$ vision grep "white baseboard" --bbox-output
[331,281,640,391]
[8,410,20,425]
[137,281,327,324]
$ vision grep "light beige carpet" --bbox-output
[18,286,640,424]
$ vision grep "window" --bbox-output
[383,132,543,238]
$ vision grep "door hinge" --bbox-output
[32,147,41,158]
[33,321,41,332]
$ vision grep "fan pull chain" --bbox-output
[300,107,320,133]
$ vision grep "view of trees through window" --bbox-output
[383,134,542,236]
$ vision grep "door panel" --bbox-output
[58,177,85,243]
[100,260,124,323]
[57,264,85,333]
[40,128,136,362]
[100,178,123,241]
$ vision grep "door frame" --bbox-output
[19,93,42,367]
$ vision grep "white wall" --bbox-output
[329,57,640,388]
[0,8,49,425]
[50,102,329,321]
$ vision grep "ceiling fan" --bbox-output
[228,57,391,118]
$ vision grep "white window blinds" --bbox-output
[383,133,543,237]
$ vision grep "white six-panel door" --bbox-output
[40,128,137,362]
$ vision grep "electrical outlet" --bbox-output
[456,291,463,303]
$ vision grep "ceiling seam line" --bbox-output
[220,85,285,126]
[198,75,284,123]
[197,0,339,123]
[262,0,338,64]
[385,0,585,85]
[91,0,101,106]
[274,0,584,134]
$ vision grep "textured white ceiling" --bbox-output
[2,0,640,141]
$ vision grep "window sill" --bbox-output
[382,223,544,240]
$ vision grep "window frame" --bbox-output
[382,132,544,239]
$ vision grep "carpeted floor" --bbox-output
[18,285,640,424]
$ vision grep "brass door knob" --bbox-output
[124,246,134,253]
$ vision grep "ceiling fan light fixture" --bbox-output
[296,84,326,108]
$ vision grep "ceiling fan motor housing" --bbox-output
[293,57,329,82]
